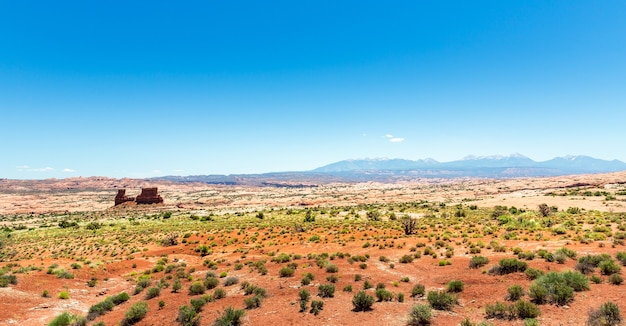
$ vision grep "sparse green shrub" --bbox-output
[48,312,87,326]
[525,268,544,280]
[213,307,245,326]
[58,291,70,300]
[599,260,621,275]
[352,291,375,311]
[400,255,414,264]
[204,277,219,290]
[279,266,295,277]
[485,301,512,319]
[189,282,206,295]
[112,292,130,305]
[359,279,371,290]
[318,284,335,298]
[446,280,464,293]
[223,276,239,286]
[146,286,161,299]
[213,288,226,299]
[469,256,489,269]
[506,285,524,301]
[123,301,148,325]
[515,300,541,319]
[609,273,623,285]
[411,284,426,297]
[178,305,200,326]
[172,278,182,292]
[407,304,432,325]
[244,295,263,309]
[588,301,622,326]
[375,288,393,302]
[190,298,207,313]
[489,258,528,275]
[529,271,587,306]
[310,300,324,315]
[427,291,457,310]
[299,288,311,302]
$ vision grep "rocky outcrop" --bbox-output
[114,188,163,206]
[114,189,135,206]
[135,187,164,204]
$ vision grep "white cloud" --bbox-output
[17,165,55,172]
[383,134,405,143]
[152,169,163,174]
[62,168,76,173]
[173,169,184,173]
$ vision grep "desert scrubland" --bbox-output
[1,172,626,325]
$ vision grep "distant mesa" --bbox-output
[114,187,163,206]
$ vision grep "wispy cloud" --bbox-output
[62,168,76,173]
[16,165,55,172]
[384,134,405,143]
[152,169,163,174]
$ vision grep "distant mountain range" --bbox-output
[313,154,626,173]
[155,154,626,185]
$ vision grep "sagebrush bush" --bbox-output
[146,286,161,299]
[599,260,621,275]
[352,291,375,311]
[427,291,457,310]
[485,301,512,319]
[310,300,324,315]
[506,285,524,301]
[244,295,263,309]
[189,282,206,295]
[469,256,489,269]
[515,300,541,319]
[407,304,432,325]
[223,276,239,286]
[48,312,87,326]
[177,305,200,326]
[608,273,623,285]
[525,268,544,280]
[528,271,587,306]
[123,302,148,325]
[204,277,219,289]
[588,301,622,326]
[279,267,295,277]
[446,280,464,293]
[213,307,245,326]
[489,258,528,275]
[375,288,393,302]
[318,284,335,298]
[411,284,426,297]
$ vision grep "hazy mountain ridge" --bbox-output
[313,154,626,173]
[154,155,626,185]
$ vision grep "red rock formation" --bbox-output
[114,189,135,206]
[135,187,164,204]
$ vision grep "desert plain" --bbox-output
[1,172,626,325]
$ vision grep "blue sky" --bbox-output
[1,1,625,179]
